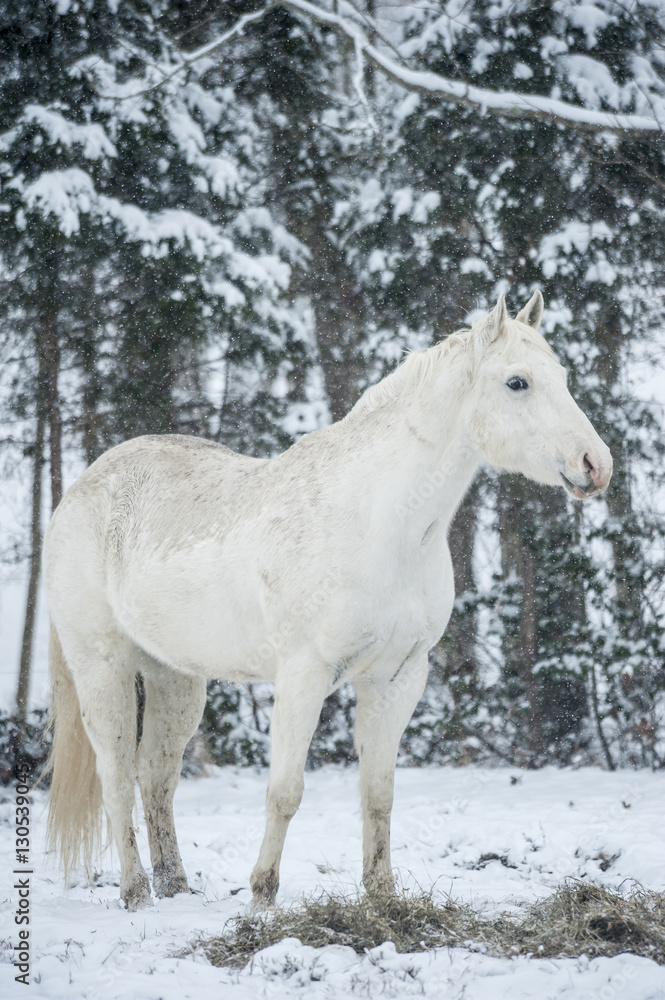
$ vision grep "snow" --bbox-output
[563,54,622,111]
[22,168,98,238]
[283,0,665,131]
[358,178,385,216]
[561,0,614,48]
[2,766,664,998]
[538,221,614,278]
[394,93,420,121]
[167,109,207,160]
[14,166,292,302]
[513,62,534,81]
[203,155,242,199]
[461,256,493,277]
[412,192,440,223]
[398,3,473,59]
[0,107,117,161]
[585,256,617,285]
[392,187,414,221]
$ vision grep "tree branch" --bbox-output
[93,5,274,100]
[90,0,665,135]
[275,0,665,135]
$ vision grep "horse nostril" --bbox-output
[583,453,595,479]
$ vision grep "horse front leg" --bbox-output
[250,661,329,909]
[354,656,428,895]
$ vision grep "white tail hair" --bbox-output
[44,624,103,881]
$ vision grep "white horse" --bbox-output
[44,292,612,910]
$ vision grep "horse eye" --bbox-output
[507,376,529,392]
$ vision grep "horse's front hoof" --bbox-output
[249,894,276,915]
[249,866,279,910]
[122,873,152,910]
[363,869,396,900]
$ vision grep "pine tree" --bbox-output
[0,0,310,718]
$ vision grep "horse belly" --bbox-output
[111,554,276,682]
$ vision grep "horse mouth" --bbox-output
[560,472,596,499]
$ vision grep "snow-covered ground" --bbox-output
[2,765,665,998]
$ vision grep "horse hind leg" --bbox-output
[136,659,206,898]
[63,629,152,910]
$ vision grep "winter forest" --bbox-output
[3,0,665,778]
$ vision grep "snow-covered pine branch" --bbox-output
[85,5,272,101]
[272,0,665,134]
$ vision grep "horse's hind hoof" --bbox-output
[122,873,152,910]
[154,872,190,898]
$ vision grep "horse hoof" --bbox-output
[249,867,279,911]
[122,874,152,910]
[363,872,396,899]
[249,894,276,915]
[154,873,190,898]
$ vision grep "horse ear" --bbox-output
[516,290,544,329]
[488,293,508,340]
[472,294,508,352]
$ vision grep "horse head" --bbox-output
[459,291,612,499]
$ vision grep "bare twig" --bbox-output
[92,5,274,101]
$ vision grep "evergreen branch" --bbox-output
[166,5,273,76]
[274,0,665,135]
[92,5,274,100]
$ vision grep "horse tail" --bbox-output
[44,623,103,881]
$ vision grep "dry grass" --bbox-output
[198,882,665,969]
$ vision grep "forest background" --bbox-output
[2,0,665,779]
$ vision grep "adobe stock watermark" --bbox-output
[209,823,264,881]
[529,778,647,883]
[395,467,448,521]
[13,766,32,986]
[578,962,640,1000]
[242,567,344,674]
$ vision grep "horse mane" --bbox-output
[348,338,457,419]
[347,315,555,421]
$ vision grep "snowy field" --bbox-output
[2,765,665,999]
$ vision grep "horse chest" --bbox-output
[322,531,455,687]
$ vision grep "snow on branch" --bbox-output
[158,6,271,84]
[90,6,272,101]
[275,0,665,134]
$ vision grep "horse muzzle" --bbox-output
[559,446,613,500]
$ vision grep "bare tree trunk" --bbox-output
[364,0,376,96]
[76,261,103,464]
[432,480,479,690]
[43,314,63,510]
[298,218,367,422]
[497,475,544,762]
[520,540,541,760]
[15,302,62,720]
[593,298,642,632]
[15,413,46,720]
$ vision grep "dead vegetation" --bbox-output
[198,882,665,969]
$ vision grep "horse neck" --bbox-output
[337,375,479,535]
